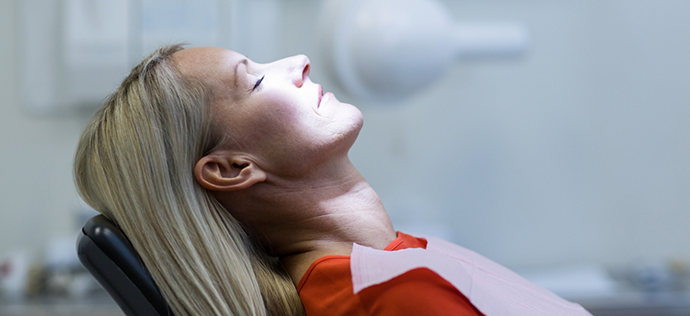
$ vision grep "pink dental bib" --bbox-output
[351,236,592,316]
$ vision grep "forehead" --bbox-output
[172,47,247,96]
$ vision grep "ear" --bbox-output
[194,151,267,192]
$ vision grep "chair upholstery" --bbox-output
[77,215,174,316]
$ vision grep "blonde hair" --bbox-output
[74,45,305,316]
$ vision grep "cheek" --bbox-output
[218,90,340,173]
[240,103,315,153]
[253,91,316,136]
[254,103,305,136]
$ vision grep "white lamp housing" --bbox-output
[321,0,531,102]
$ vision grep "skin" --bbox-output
[172,47,397,286]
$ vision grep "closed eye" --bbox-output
[252,75,265,91]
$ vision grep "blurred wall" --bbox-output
[1,0,689,270]
[285,0,690,269]
[0,0,88,259]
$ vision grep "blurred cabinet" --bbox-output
[19,0,283,114]
[20,0,134,113]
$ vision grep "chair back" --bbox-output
[77,215,174,316]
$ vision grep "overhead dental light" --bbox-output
[320,0,531,103]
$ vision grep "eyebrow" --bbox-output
[233,58,249,89]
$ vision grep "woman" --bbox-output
[75,45,590,316]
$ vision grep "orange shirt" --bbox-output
[297,232,484,316]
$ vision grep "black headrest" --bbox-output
[77,215,174,316]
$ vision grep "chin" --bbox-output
[345,105,364,138]
[345,102,364,127]
[342,111,364,150]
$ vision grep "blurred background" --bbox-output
[1,0,689,315]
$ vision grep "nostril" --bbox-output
[291,55,311,87]
[295,63,310,88]
[302,63,311,82]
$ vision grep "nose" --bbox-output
[285,54,310,88]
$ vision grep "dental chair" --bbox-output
[77,215,174,316]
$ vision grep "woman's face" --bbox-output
[174,47,363,176]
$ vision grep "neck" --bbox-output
[220,157,397,285]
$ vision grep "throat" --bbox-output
[236,163,398,286]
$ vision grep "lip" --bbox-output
[317,84,323,108]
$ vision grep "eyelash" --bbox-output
[252,75,265,91]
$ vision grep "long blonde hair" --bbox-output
[74,45,305,316]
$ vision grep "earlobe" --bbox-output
[194,153,266,191]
